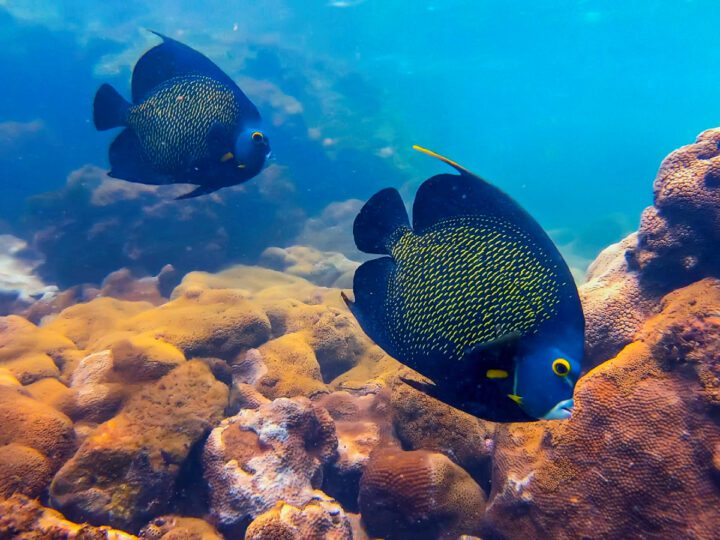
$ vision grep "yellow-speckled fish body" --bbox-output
[93,31,270,199]
[386,217,563,364]
[128,75,243,175]
[344,147,585,422]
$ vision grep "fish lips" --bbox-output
[540,397,575,420]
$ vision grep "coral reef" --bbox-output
[0,493,137,539]
[579,128,720,364]
[0,234,57,316]
[483,279,720,539]
[2,129,720,539]
[358,447,486,539]
[203,396,338,533]
[245,495,352,540]
[259,245,359,288]
[50,361,228,531]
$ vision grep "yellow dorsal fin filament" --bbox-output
[412,145,472,176]
[508,394,523,405]
[220,152,234,162]
[486,369,509,379]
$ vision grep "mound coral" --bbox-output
[245,495,352,540]
[580,128,720,364]
[0,315,77,384]
[203,396,338,532]
[316,390,399,510]
[50,360,228,531]
[483,279,720,539]
[358,447,486,539]
[0,493,137,539]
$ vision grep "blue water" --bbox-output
[2,1,720,277]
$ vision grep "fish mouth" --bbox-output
[540,398,575,420]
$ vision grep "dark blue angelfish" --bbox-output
[343,146,585,422]
[93,31,270,199]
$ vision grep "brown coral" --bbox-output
[245,495,352,540]
[634,127,720,285]
[0,443,53,498]
[0,315,77,384]
[138,515,222,540]
[578,233,661,365]
[483,279,720,539]
[390,378,496,490]
[50,360,228,532]
[358,448,486,539]
[0,493,137,539]
[0,387,76,469]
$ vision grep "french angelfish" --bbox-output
[343,146,585,422]
[93,31,270,199]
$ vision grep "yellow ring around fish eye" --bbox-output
[552,358,571,377]
[251,131,264,143]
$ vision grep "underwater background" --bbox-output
[1,2,719,539]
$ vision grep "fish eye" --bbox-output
[552,358,571,377]
[251,131,265,144]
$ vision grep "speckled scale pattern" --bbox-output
[128,75,242,173]
[386,215,562,361]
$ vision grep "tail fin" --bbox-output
[93,84,130,131]
[353,187,410,255]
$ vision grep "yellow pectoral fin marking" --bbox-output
[508,394,523,405]
[220,152,234,162]
[486,369,509,379]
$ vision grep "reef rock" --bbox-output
[484,279,720,539]
[316,390,399,510]
[358,447,486,539]
[0,234,57,316]
[203,396,338,532]
[259,245,360,288]
[50,360,228,532]
[0,493,137,539]
[245,494,352,540]
[139,515,222,540]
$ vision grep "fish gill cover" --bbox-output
[0,1,719,539]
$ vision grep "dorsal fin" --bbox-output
[353,187,411,255]
[131,31,259,120]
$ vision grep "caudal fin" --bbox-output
[353,187,410,255]
[93,84,130,131]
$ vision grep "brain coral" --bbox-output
[484,279,720,539]
[203,396,338,533]
[315,390,399,510]
[358,447,486,539]
[245,495,352,540]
